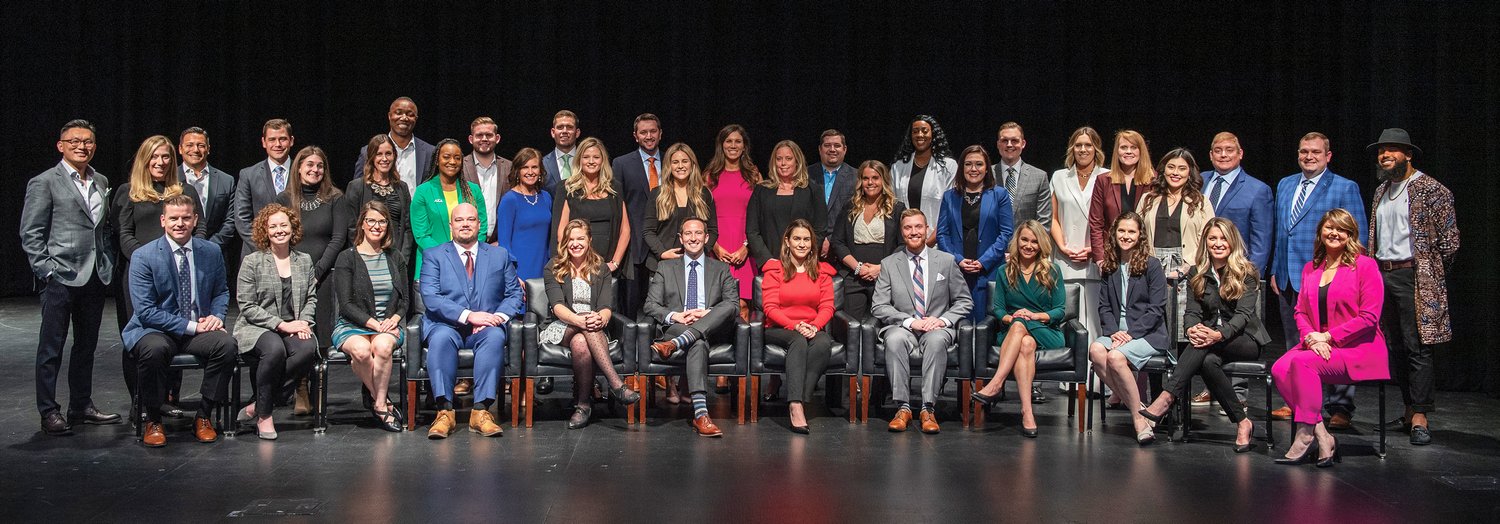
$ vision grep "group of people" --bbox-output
[22,101,1458,464]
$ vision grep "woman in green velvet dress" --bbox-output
[968,220,1065,436]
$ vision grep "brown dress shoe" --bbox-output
[293,377,311,416]
[469,409,503,437]
[1190,391,1212,406]
[1270,406,1293,420]
[920,410,940,434]
[692,415,723,437]
[429,410,456,439]
[453,378,474,396]
[1328,411,1353,430]
[193,417,218,443]
[652,340,677,359]
[143,421,167,447]
[888,409,912,432]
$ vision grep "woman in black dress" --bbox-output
[746,140,826,270]
[829,160,905,320]
[276,146,346,412]
[554,137,632,280]
[643,142,719,274]
[342,134,413,265]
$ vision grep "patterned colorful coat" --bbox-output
[1369,172,1459,344]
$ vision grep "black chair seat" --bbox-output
[984,346,1076,372]
[1142,354,1174,372]
[537,339,624,367]
[1223,361,1268,375]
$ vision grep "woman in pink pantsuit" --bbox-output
[1272,209,1389,468]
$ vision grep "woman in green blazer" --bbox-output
[410,139,487,277]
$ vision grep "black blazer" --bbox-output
[187,165,237,246]
[809,162,859,239]
[1097,257,1170,349]
[333,247,410,327]
[342,178,414,265]
[829,201,906,273]
[1183,267,1271,346]
[642,186,719,272]
[543,262,615,317]
[611,149,658,266]
[745,183,827,265]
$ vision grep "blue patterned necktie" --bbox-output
[686,260,700,310]
[1208,176,1226,208]
[1291,179,1313,222]
[176,247,196,320]
[911,254,926,317]
[273,165,287,193]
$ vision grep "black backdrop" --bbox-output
[3,2,1496,394]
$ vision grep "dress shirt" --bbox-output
[183,164,211,209]
[639,148,662,188]
[166,236,200,334]
[267,157,291,193]
[899,246,949,328]
[473,155,501,226]
[61,161,102,223]
[453,243,509,325]
[1207,167,1242,208]
[822,164,838,203]
[1375,172,1420,261]
[391,134,418,194]
[667,252,708,324]
[554,147,575,180]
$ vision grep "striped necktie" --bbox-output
[1291,179,1314,222]
[911,254,926,317]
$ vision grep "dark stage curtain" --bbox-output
[2,2,1496,394]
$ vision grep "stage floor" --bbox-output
[1,297,1497,522]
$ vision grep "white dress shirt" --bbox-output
[391,134,418,197]
[453,243,509,325]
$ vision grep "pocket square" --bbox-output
[936,273,946,282]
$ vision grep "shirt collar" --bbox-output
[683,252,705,266]
[167,235,191,253]
[554,146,575,158]
[905,246,929,260]
[640,148,660,162]
[1000,159,1023,173]
[1214,166,1242,185]
[59,160,95,182]
[267,157,289,172]
[454,242,477,259]
[182,163,209,182]
[1299,168,1326,185]
[388,134,415,154]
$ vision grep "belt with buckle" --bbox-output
[1378,259,1414,271]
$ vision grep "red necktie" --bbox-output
[464,251,474,279]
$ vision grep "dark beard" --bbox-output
[1376,159,1409,182]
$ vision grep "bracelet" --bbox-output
[856,262,865,272]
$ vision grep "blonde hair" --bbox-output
[1063,126,1105,171]
[848,160,897,222]
[1004,220,1057,291]
[564,137,617,198]
[550,219,603,283]
[127,135,184,203]
[759,140,810,189]
[1189,217,1256,301]
[1312,208,1366,269]
[1108,129,1155,186]
[655,143,711,221]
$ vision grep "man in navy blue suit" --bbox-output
[420,203,524,439]
[612,113,665,317]
[121,194,236,447]
[1197,131,1273,413]
[540,110,582,197]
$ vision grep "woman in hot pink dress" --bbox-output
[705,124,761,304]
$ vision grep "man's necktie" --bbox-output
[1209,176,1226,208]
[648,157,659,189]
[1005,167,1017,193]
[1291,179,1313,222]
[686,260,700,310]
[177,247,196,320]
[464,251,474,280]
[911,254,926,317]
[561,154,573,180]
[273,165,287,193]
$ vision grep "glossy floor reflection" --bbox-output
[2,298,1497,522]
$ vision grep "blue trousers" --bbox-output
[425,323,507,403]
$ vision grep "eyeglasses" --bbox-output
[61,139,96,147]
[363,218,389,227]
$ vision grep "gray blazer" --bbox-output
[233,250,318,353]
[189,165,238,246]
[20,163,117,286]
[642,255,740,338]
[234,160,284,257]
[811,162,859,239]
[991,159,1053,229]
[871,247,972,335]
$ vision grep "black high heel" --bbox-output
[1274,444,1318,465]
[971,389,1001,406]
[1316,437,1341,468]
[1138,407,1166,425]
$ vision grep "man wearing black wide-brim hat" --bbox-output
[1366,128,1459,446]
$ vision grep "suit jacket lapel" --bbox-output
[1290,175,1325,227]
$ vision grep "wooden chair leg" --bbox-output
[509,378,521,428]
[524,378,535,428]
[748,375,759,424]
[406,381,419,431]
[859,376,872,423]
[737,377,747,424]
[959,380,971,428]
[847,377,857,424]
[972,378,986,429]
[636,375,650,423]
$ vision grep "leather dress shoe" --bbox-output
[160,402,186,419]
[651,340,678,359]
[692,415,723,437]
[453,378,474,396]
[536,377,555,395]
[428,410,456,439]
[887,409,912,432]
[1327,412,1353,430]
[919,410,940,434]
[142,421,167,447]
[193,416,218,443]
[69,406,121,425]
[41,412,73,435]
[1410,424,1433,446]
[469,409,503,437]
[567,406,592,429]
[1270,406,1293,420]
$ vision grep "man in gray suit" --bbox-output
[644,217,738,437]
[811,129,858,256]
[613,112,665,317]
[990,122,1052,229]
[872,209,971,434]
[540,110,581,198]
[353,97,435,195]
[20,119,122,435]
[178,127,236,250]
[461,116,513,241]
[234,118,295,259]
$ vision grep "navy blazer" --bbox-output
[1097,257,1169,350]
[540,149,565,198]
[187,165,237,246]
[1271,171,1366,293]
[1203,169,1274,272]
[810,162,859,239]
[121,236,230,352]
[612,148,659,266]
[936,186,1015,271]
[419,242,525,339]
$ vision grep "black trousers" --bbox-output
[1163,334,1260,423]
[764,328,833,403]
[1381,267,1435,412]
[35,273,106,416]
[244,331,319,415]
[134,330,236,423]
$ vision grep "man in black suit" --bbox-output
[612,113,664,317]
[353,97,435,195]
[178,127,236,252]
[20,119,122,435]
[234,118,295,259]
[540,110,581,197]
[811,129,858,257]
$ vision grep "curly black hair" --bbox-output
[893,114,953,165]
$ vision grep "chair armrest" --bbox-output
[507,316,527,372]
[735,316,751,375]
[976,316,999,373]
[747,313,765,372]
[859,319,879,374]
[830,311,859,373]
[1066,319,1089,379]
[610,313,636,374]
[957,319,974,379]
[404,312,425,379]
[634,319,659,373]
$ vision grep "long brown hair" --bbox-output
[361,134,397,186]
[351,200,392,251]
[1101,212,1152,277]
[848,160,897,222]
[704,124,761,188]
[1004,220,1057,290]
[1189,217,1255,301]
[655,143,712,221]
[508,147,543,191]
[1139,147,1206,217]
[1311,208,1366,269]
[550,219,603,283]
[776,219,821,282]
[127,135,183,202]
[285,146,342,209]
